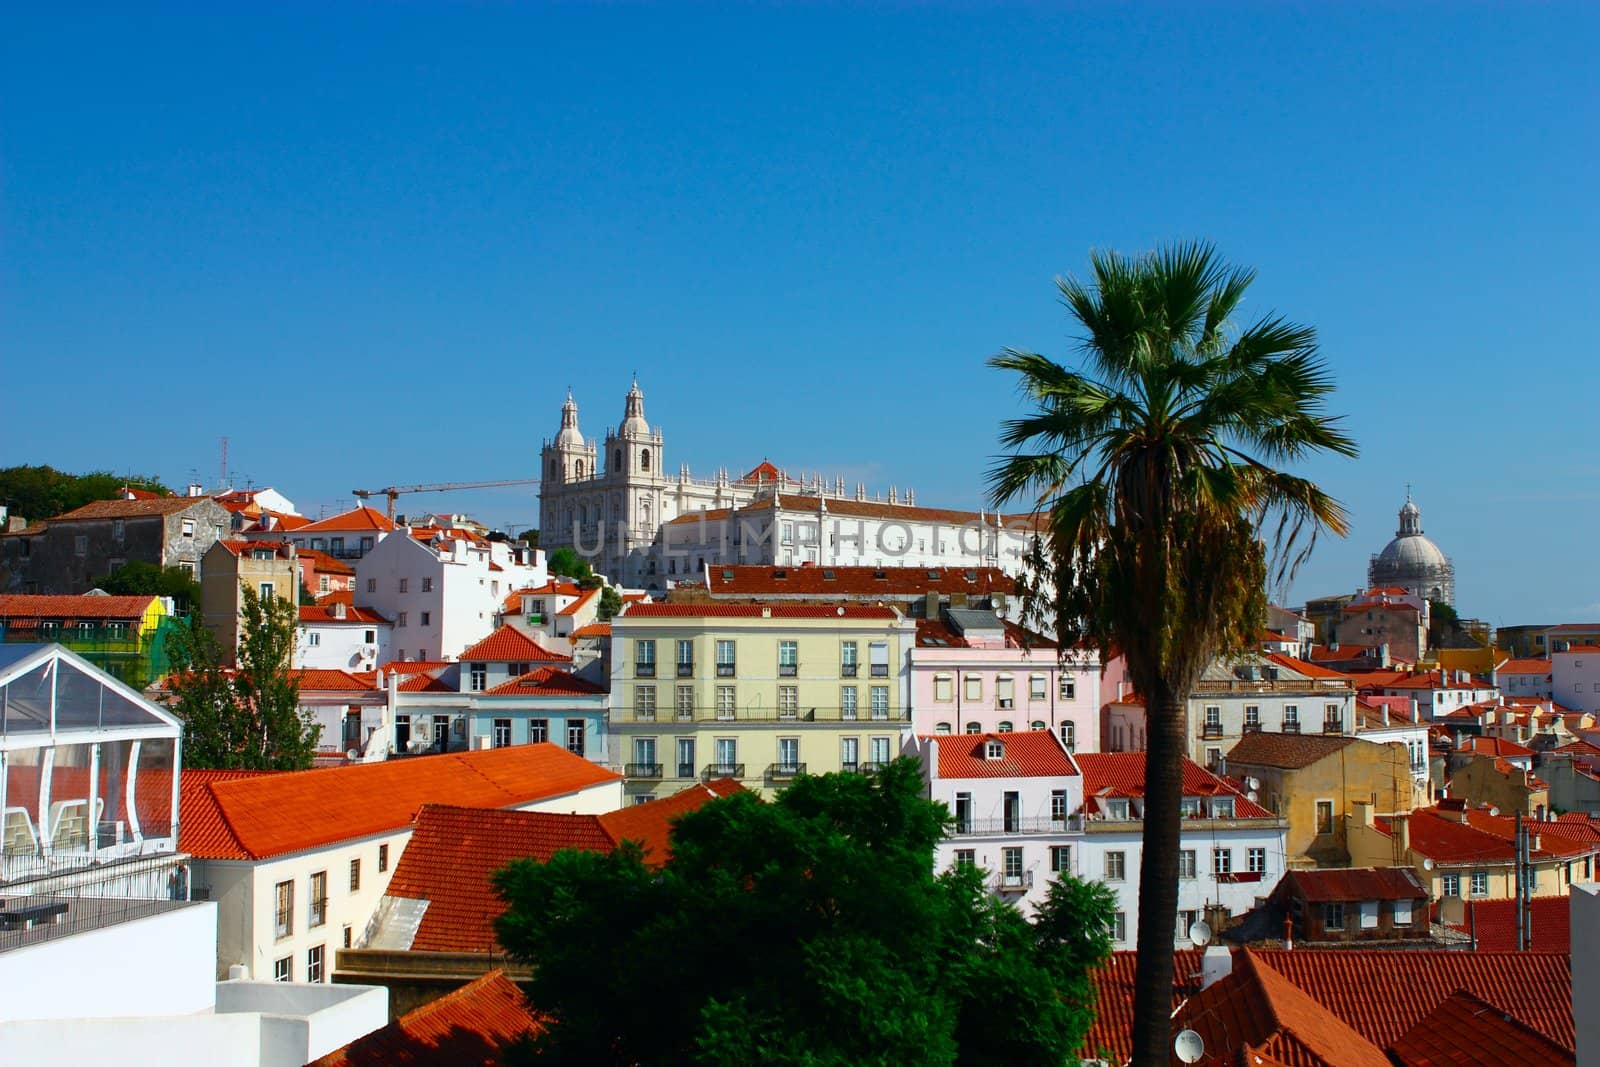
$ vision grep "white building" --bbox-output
[1554,646,1600,716]
[1073,752,1287,948]
[354,528,546,661]
[921,730,1083,914]
[1353,695,1432,795]
[498,578,602,655]
[1370,669,1500,721]
[1494,657,1553,701]
[296,596,392,673]
[180,745,623,981]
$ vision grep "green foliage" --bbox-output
[166,584,320,769]
[95,561,202,614]
[298,582,318,606]
[547,547,594,583]
[988,241,1355,1064]
[596,585,623,621]
[493,760,1113,1066]
[516,528,540,548]
[0,465,169,522]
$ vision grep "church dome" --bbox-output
[1375,531,1448,570]
[555,391,584,448]
[619,377,650,436]
[1368,491,1454,605]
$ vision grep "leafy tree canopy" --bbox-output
[596,585,623,621]
[494,760,1115,1066]
[547,546,594,583]
[95,561,202,614]
[165,584,320,770]
[0,464,170,523]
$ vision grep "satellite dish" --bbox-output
[1188,919,1212,946]
[1246,776,1261,791]
[836,606,845,616]
[1422,857,1435,870]
[1174,1029,1205,1063]
[1489,806,1500,816]
[344,748,359,761]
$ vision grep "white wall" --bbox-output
[296,620,391,672]
[0,901,218,1022]
[1576,883,1600,1067]
[1555,653,1600,716]
[217,980,389,1063]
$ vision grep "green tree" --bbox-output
[494,760,1114,1066]
[988,242,1355,1065]
[0,464,169,522]
[95,560,203,614]
[596,585,623,621]
[547,546,594,583]
[166,584,320,769]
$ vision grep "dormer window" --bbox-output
[1211,796,1236,818]
[1180,797,1203,817]
[1105,798,1130,820]
[984,740,1004,760]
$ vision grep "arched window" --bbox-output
[997,721,1014,733]
[614,449,622,471]
[1030,720,1046,732]
[641,448,652,472]
[964,722,983,734]
[935,722,952,735]
[575,460,584,478]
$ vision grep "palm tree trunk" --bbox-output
[1128,680,1186,1066]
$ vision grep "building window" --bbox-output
[259,581,276,602]
[840,736,859,772]
[715,639,736,676]
[1050,789,1068,823]
[778,685,798,719]
[1213,848,1232,875]
[399,578,408,593]
[378,844,389,873]
[1324,903,1345,931]
[1001,846,1024,882]
[870,686,889,720]
[1393,899,1413,926]
[677,737,696,778]
[1203,705,1221,734]
[419,611,431,627]
[1441,873,1460,897]
[1060,676,1076,700]
[349,859,361,892]
[421,577,432,592]
[529,718,549,744]
[777,736,800,773]
[1244,705,1260,729]
[778,640,798,676]
[470,663,487,691]
[1106,851,1126,881]
[636,686,657,720]
[367,578,377,594]
[935,722,951,734]
[274,956,292,982]
[676,640,694,676]
[716,686,737,720]
[841,686,858,720]
[954,849,976,871]
[1179,849,1197,879]
[965,676,983,701]
[714,737,738,773]
[1179,910,1199,941]
[307,944,325,984]
[1050,845,1071,873]
[1315,800,1334,835]
[1060,721,1076,752]
[493,719,512,747]
[566,719,586,756]
[274,880,294,939]
[1325,703,1342,730]
[869,736,891,766]
[1031,675,1048,701]
[181,518,196,538]
[934,674,952,702]
[676,685,694,720]
[1112,911,1127,943]
[1470,870,1488,897]
[307,632,321,647]
[112,518,125,540]
[869,642,889,678]
[343,925,353,948]
[997,720,1013,733]
[841,641,858,677]
[1283,704,1300,730]
[965,722,983,734]
[398,612,408,628]
[309,871,327,928]
[1248,848,1267,875]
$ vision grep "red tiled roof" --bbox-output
[287,669,378,692]
[1309,644,1377,661]
[0,594,157,621]
[914,617,1057,650]
[740,460,782,483]
[397,673,455,692]
[1074,752,1273,816]
[176,768,278,860]
[1557,643,1600,654]
[1265,651,1353,682]
[177,744,621,861]
[298,547,355,576]
[296,505,396,533]
[485,666,605,697]
[555,587,598,617]
[387,782,744,953]
[1280,867,1425,903]
[299,603,390,625]
[458,625,571,663]
[706,564,1016,599]
[570,622,611,639]
[1461,736,1535,759]
[213,538,295,558]
[1225,732,1358,770]
[52,496,204,520]
[309,970,540,1067]
[258,509,311,531]
[1375,807,1598,865]
[379,659,452,673]
[1438,895,1572,954]
[1547,623,1600,634]
[1346,669,1413,689]
[621,603,899,620]
[929,731,1076,779]
[1496,657,1551,675]
[1390,989,1574,1067]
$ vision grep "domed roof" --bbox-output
[619,377,650,436]
[555,391,584,447]
[1375,532,1448,570]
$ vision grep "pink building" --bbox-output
[908,607,1100,754]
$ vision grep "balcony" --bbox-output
[716,663,736,678]
[703,763,745,779]
[841,663,858,678]
[1282,722,1301,734]
[766,763,806,780]
[633,708,656,722]
[676,763,696,778]
[634,663,656,678]
[1201,724,1224,739]
[1215,871,1264,884]
[857,761,889,774]
[625,763,664,779]
[676,662,694,677]
[992,870,1034,893]
[778,663,798,677]
[1322,721,1343,734]
[870,665,889,678]
[1244,722,1262,734]
[951,816,1084,837]
[840,761,859,773]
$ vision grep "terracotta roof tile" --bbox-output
[554,587,599,617]
[1461,736,1535,759]
[1074,753,1274,816]
[1280,867,1426,903]
[379,659,453,673]
[213,538,295,558]
[286,668,378,692]
[914,617,1056,650]
[1264,652,1353,682]
[176,768,278,860]
[1437,895,1572,954]
[0,594,158,621]
[297,547,356,575]
[929,731,1076,779]
[52,497,204,520]
[309,969,539,1066]
[664,497,1043,529]
[570,622,611,639]
[484,666,605,696]
[177,744,620,861]
[621,602,900,620]
[296,505,396,534]
[705,564,1017,599]
[1374,807,1598,866]
[458,625,571,663]
[1225,732,1359,769]
[299,603,390,625]
[596,778,747,866]
[1390,989,1574,1067]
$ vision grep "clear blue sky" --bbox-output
[3,5,1596,625]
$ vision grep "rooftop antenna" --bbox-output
[220,436,229,490]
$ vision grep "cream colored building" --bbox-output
[200,538,300,663]
[608,602,915,799]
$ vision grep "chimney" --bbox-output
[925,591,941,620]
[1392,812,1410,855]
[1200,944,1232,989]
[1283,916,1294,951]
[1352,798,1374,828]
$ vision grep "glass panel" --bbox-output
[100,683,166,728]
[3,748,45,855]
[97,740,136,841]
[2,661,53,734]
[48,743,98,852]
[54,660,105,731]
[133,737,177,838]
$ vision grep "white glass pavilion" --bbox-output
[0,644,181,885]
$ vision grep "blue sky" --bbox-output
[3,5,1596,625]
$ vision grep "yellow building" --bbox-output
[1345,800,1599,906]
[200,539,299,662]
[608,603,915,799]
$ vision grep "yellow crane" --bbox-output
[351,478,542,521]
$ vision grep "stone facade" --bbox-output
[0,496,232,594]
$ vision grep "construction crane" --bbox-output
[351,478,542,521]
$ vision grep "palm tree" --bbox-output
[988,242,1355,1066]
